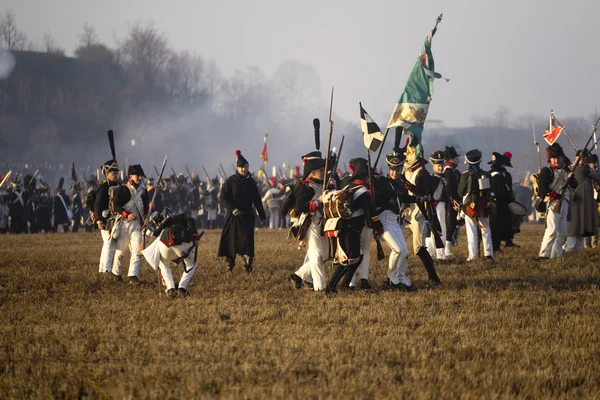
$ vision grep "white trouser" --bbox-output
[408,204,427,254]
[159,242,197,291]
[207,209,217,221]
[539,200,568,258]
[269,209,280,229]
[425,202,447,260]
[112,219,142,277]
[350,226,373,286]
[99,229,117,273]
[565,236,584,251]
[294,220,328,291]
[465,215,492,260]
[379,210,411,286]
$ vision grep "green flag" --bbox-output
[387,14,448,161]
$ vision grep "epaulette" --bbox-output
[102,179,107,184]
[462,170,469,174]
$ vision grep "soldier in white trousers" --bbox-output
[94,160,120,275]
[537,143,575,259]
[373,151,415,289]
[425,149,447,260]
[458,149,494,261]
[142,211,201,298]
[110,164,148,283]
[289,152,329,291]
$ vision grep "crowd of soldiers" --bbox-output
[3,135,599,297]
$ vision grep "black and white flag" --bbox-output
[360,102,384,152]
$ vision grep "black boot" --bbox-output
[226,257,235,272]
[244,256,253,273]
[416,246,441,284]
[340,256,362,289]
[327,263,348,293]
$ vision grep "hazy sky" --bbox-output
[4,0,600,127]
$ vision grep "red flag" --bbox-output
[543,112,565,145]
[260,134,268,164]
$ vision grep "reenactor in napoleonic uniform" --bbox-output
[94,160,120,275]
[458,149,493,261]
[9,179,27,234]
[442,146,461,257]
[53,178,71,233]
[373,151,416,290]
[288,151,328,291]
[537,143,576,259]
[37,180,53,233]
[488,152,514,251]
[142,209,202,298]
[426,149,448,261]
[110,164,149,284]
[217,150,266,273]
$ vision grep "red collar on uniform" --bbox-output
[549,163,560,170]
[353,179,368,187]
[444,162,454,168]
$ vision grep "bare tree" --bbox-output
[164,51,206,103]
[118,22,171,97]
[42,33,65,55]
[0,10,27,50]
[78,23,98,48]
[272,60,322,118]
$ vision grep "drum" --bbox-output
[508,201,527,216]
[509,201,527,233]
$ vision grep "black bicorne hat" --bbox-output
[386,151,406,171]
[236,150,249,167]
[488,151,507,166]
[128,164,145,177]
[429,149,445,164]
[464,149,483,165]
[444,145,460,160]
[546,143,565,161]
[588,154,599,164]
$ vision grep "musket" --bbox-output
[185,164,194,182]
[219,164,228,179]
[333,135,345,176]
[452,199,486,231]
[323,87,335,193]
[595,105,599,171]
[552,120,599,213]
[0,170,12,189]
[201,165,212,184]
[139,155,168,255]
[27,169,39,189]
[532,120,541,172]
[153,165,160,179]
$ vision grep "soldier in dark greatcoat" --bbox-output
[217,150,266,273]
[566,150,600,250]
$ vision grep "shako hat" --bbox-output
[386,151,406,171]
[429,149,445,164]
[102,159,119,176]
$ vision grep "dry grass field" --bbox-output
[1,224,600,399]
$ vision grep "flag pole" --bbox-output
[372,127,390,171]
[532,120,541,172]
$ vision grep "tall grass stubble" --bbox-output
[1,225,599,398]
